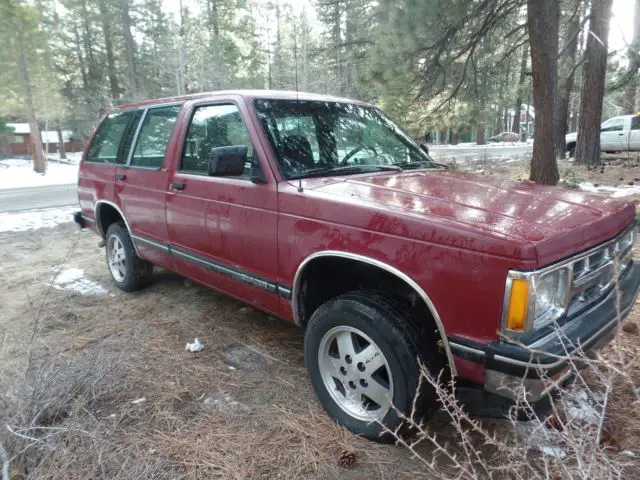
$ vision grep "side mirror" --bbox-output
[419,143,429,155]
[208,145,248,176]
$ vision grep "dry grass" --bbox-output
[2,163,640,478]
[0,228,429,479]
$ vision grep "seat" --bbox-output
[281,135,315,168]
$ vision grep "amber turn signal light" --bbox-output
[506,278,529,331]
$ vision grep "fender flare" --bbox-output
[94,200,141,257]
[292,250,457,376]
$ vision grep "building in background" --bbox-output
[5,123,83,156]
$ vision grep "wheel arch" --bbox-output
[292,250,457,376]
[94,200,140,256]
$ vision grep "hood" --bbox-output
[299,170,635,265]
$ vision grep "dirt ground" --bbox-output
[1,222,459,479]
[2,158,640,478]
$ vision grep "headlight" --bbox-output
[503,267,571,333]
[533,268,570,328]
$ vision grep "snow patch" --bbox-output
[579,182,640,198]
[0,158,79,190]
[203,392,250,412]
[50,267,109,295]
[563,389,602,426]
[0,206,77,233]
[540,446,567,459]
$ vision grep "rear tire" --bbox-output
[304,291,443,442]
[105,221,153,292]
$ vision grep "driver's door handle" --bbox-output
[171,182,185,191]
[115,173,126,181]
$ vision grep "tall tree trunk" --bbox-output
[80,0,97,82]
[502,57,512,131]
[0,134,9,159]
[477,122,486,145]
[332,2,343,95]
[575,0,613,166]
[527,0,560,185]
[555,1,581,158]
[122,0,138,97]
[512,45,528,135]
[17,47,46,172]
[208,0,219,37]
[56,123,67,160]
[98,0,119,103]
[622,0,640,114]
[73,24,89,91]
[178,0,187,94]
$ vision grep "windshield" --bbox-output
[253,99,436,179]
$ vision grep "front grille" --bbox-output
[566,226,635,317]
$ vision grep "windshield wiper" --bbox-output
[392,160,439,170]
[288,164,401,180]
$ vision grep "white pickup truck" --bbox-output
[566,113,640,157]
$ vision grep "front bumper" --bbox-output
[452,259,640,402]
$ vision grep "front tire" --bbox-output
[304,291,441,441]
[105,221,153,292]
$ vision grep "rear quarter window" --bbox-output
[86,111,137,164]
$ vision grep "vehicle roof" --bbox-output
[114,89,372,111]
[607,114,640,121]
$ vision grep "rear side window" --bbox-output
[632,117,640,131]
[86,111,136,164]
[601,118,625,132]
[181,104,260,179]
[130,106,181,169]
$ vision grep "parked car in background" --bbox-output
[489,131,519,142]
[566,113,640,157]
[75,90,640,441]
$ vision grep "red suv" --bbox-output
[75,90,640,440]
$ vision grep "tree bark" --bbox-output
[575,0,613,166]
[0,134,9,159]
[477,122,486,145]
[121,0,138,97]
[208,0,220,37]
[56,123,67,160]
[555,1,581,158]
[622,0,640,114]
[98,0,120,103]
[80,0,97,82]
[9,1,46,173]
[511,45,528,135]
[18,49,46,172]
[332,1,344,95]
[527,0,560,185]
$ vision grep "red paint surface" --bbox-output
[78,91,636,385]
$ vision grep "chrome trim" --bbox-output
[115,101,184,114]
[449,342,486,357]
[291,250,457,376]
[501,222,636,334]
[485,366,574,402]
[495,286,638,370]
[126,108,149,166]
[172,247,278,293]
[132,234,169,253]
[94,200,141,257]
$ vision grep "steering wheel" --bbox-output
[340,145,378,166]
